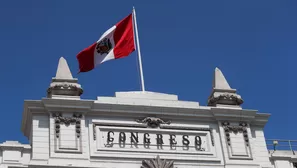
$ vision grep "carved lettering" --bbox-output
[156,134,164,145]
[195,136,201,150]
[195,136,201,146]
[144,133,150,149]
[119,132,126,143]
[107,131,114,144]
[104,131,208,151]
[182,135,190,146]
[169,134,177,145]
[144,133,151,144]
[130,132,139,143]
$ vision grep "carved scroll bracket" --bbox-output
[136,117,171,128]
[222,121,249,146]
[52,113,82,138]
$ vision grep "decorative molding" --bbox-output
[92,122,215,147]
[136,117,171,128]
[92,122,217,161]
[209,129,215,146]
[222,121,249,146]
[208,93,243,106]
[52,113,82,138]
[47,83,83,96]
[141,155,174,168]
[93,124,96,140]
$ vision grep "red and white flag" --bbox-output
[76,14,135,73]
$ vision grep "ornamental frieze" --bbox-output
[136,117,171,128]
[52,113,82,138]
[222,121,249,146]
[141,155,174,168]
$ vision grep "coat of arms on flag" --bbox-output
[96,38,112,55]
[76,8,145,91]
[76,13,135,73]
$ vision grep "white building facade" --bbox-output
[0,57,294,168]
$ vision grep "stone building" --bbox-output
[0,57,294,168]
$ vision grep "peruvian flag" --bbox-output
[76,14,135,73]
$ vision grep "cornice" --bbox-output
[0,141,31,151]
[269,154,294,160]
[41,98,94,113]
[22,98,94,139]
[21,97,270,139]
[0,145,31,151]
[251,113,271,127]
[211,107,257,120]
[7,165,29,168]
[90,102,215,120]
[21,100,45,138]
[89,101,269,126]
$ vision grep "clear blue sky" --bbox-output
[0,0,293,144]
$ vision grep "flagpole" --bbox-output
[132,7,146,92]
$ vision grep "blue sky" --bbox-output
[0,0,293,144]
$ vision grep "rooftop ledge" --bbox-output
[115,91,178,100]
[96,91,201,109]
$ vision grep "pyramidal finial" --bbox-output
[213,67,231,89]
[55,57,73,79]
[47,57,83,99]
[208,67,243,107]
